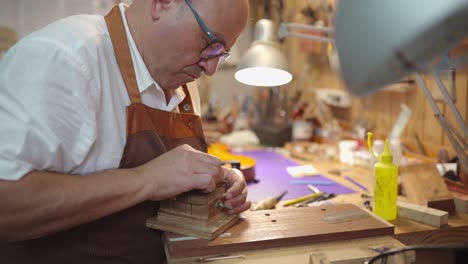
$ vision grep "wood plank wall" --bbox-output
[249,0,467,156]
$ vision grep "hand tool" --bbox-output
[251,190,288,211]
[307,184,320,193]
[294,194,324,207]
[344,176,369,192]
[294,193,336,207]
[198,254,246,262]
[283,192,323,207]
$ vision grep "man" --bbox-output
[0,0,251,263]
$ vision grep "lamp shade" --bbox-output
[235,19,292,87]
[334,0,468,96]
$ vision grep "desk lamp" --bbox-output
[235,19,292,86]
[235,0,468,172]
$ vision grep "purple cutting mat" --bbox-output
[234,150,356,202]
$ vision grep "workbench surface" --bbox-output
[280,151,468,246]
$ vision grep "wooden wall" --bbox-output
[357,70,467,156]
[249,0,467,156]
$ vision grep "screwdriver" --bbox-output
[251,190,288,211]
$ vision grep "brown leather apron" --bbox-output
[1,6,207,264]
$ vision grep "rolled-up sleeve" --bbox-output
[0,37,97,181]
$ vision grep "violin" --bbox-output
[208,143,256,182]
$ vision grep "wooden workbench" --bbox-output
[165,143,468,263]
[236,142,468,245]
[285,156,468,246]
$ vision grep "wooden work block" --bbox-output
[190,201,220,220]
[400,164,455,213]
[397,201,448,227]
[147,184,237,240]
[158,186,226,220]
[160,200,191,215]
[147,209,238,240]
[158,199,220,220]
[175,184,226,205]
[164,204,394,259]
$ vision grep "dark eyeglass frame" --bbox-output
[184,0,230,61]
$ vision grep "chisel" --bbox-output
[251,190,288,211]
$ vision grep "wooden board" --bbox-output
[164,204,394,259]
[400,164,455,212]
[397,201,448,227]
[396,225,468,246]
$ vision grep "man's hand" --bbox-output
[137,144,251,214]
[138,144,226,201]
[221,167,251,214]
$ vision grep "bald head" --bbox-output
[189,0,249,48]
[125,0,249,89]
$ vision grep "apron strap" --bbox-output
[180,84,195,114]
[105,6,142,104]
[105,5,197,112]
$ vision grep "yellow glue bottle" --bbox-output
[367,132,398,221]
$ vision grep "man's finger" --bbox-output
[227,199,252,215]
[191,173,217,193]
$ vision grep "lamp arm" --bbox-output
[283,32,334,43]
[281,23,334,33]
[431,70,468,137]
[415,72,468,173]
[278,22,334,43]
[452,53,468,70]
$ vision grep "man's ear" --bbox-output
[151,0,173,20]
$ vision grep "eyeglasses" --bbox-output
[185,0,230,63]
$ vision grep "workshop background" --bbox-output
[1,0,467,159]
[1,1,468,263]
[236,0,468,157]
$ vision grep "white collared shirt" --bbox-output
[0,3,200,181]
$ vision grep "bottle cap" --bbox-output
[381,139,393,164]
